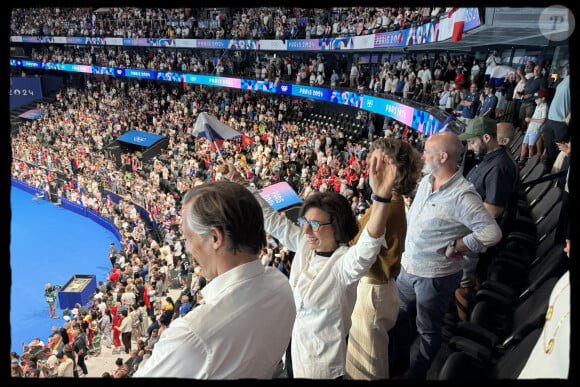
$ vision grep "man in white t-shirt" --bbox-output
[484,49,499,82]
[519,88,548,165]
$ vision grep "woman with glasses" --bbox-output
[222,148,397,379]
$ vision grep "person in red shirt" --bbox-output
[455,68,465,91]
[109,268,122,284]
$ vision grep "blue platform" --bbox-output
[58,274,97,310]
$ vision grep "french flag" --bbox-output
[449,8,466,42]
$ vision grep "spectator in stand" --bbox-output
[345,137,423,380]
[350,62,360,88]
[437,83,450,111]
[11,362,25,378]
[71,328,89,377]
[454,83,480,125]
[478,83,498,119]
[56,352,74,377]
[497,71,517,121]
[454,68,465,91]
[542,60,570,170]
[108,242,118,268]
[178,295,191,317]
[112,357,129,378]
[483,49,500,83]
[470,59,481,86]
[134,182,295,378]
[114,309,132,354]
[222,142,398,379]
[394,73,406,97]
[519,89,549,166]
[330,69,339,88]
[512,68,527,127]
[390,132,502,380]
[519,64,547,132]
[455,117,518,321]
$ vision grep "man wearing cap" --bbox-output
[454,116,518,320]
[520,89,549,166]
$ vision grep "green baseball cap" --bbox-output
[458,116,497,141]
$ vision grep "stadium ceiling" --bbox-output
[406,7,570,52]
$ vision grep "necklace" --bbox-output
[542,280,570,354]
[291,250,332,312]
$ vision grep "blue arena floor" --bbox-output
[10,187,118,354]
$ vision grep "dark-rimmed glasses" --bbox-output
[297,217,332,232]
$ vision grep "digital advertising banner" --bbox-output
[10,59,447,135]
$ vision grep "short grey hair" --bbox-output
[181,181,266,255]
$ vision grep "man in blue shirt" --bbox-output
[455,83,480,124]
[179,295,191,317]
[478,83,498,119]
[330,69,340,88]
[395,74,406,97]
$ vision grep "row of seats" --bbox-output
[291,110,373,143]
[437,128,569,379]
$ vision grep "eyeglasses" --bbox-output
[297,217,332,232]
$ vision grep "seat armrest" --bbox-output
[454,321,499,348]
[479,280,517,300]
[448,336,494,363]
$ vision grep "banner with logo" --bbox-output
[117,130,166,147]
[10,76,43,110]
[11,59,446,135]
[374,29,408,48]
[259,182,303,211]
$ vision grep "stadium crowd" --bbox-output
[24,44,496,115]
[24,41,559,139]
[11,7,448,40]
[10,71,430,377]
[10,6,571,381]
